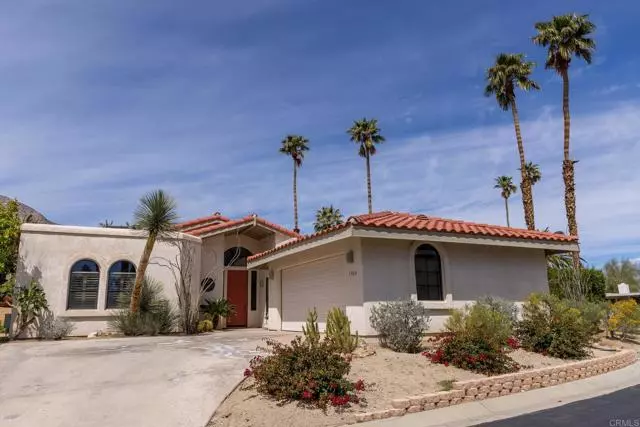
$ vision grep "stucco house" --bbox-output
[17,211,578,336]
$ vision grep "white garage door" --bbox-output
[281,255,347,331]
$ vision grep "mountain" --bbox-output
[0,195,53,224]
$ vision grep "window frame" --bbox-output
[412,243,445,302]
[67,259,101,310]
[105,260,137,309]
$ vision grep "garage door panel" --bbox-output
[282,255,346,331]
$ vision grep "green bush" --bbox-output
[423,333,520,375]
[302,308,320,346]
[326,307,358,353]
[109,277,177,336]
[369,300,430,353]
[517,293,593,359]
[476,296,518,324]
[247,337,363,408]
[201,298,235,329]
[566,299,608,336]
[197,319,214,333]
[445,301,514,351]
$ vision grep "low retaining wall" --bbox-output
[352,349,637,423]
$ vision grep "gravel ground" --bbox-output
[208,341,615,427]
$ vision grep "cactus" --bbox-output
[302,307,320,345]
[326,307,358,353]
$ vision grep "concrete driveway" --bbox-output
[0,329,292,427]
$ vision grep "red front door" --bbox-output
[226,270,248,327]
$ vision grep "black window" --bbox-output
[224,247,253,267]
[106,261,136,309]
[250,271,257,311]
[265,277,269,319]
[414,244,443,301]
[68,259,100,309]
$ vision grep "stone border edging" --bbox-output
[351,349,637,423]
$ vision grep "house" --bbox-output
[17,211,577,336]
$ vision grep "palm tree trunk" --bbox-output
[561,68,580,269]
[365,151,373,214]
[293,160,299,233]
[511,101,535,230]
[504,197,510,227]
[130,232,156,312]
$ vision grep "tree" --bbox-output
[279,135,309,233]
[533,13,596,265]
[313,205,344,232]
[485,53,540,230]
[494,176,517,227]
[0,199,21,280]
[130,190,179,313]
[347,118,385,214]
[523,162,542,186]
[603,258,639,292]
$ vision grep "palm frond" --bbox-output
[133,189,179,236]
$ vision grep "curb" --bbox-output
[349,349,637,423]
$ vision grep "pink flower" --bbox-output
[302,390,313,400]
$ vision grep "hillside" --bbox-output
[0,195,53,224]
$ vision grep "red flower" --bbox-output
[443,362,449,367]
[302,390,313,400]
[506,337,520,349]
[354,379,365,391]
[243,368,252,377]
[330,395,350,406]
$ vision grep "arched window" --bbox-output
[68,259,100,310]
[224,247,253,267]
[106,260,137,309]
[414,244,443,301]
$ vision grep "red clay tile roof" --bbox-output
[177,213,231,231]
[247,211,577,262]
[182,214,300,238]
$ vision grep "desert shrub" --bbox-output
[13,280,48,337]
[607,299,640,340]
[516,293,593,359]
[423,333,520,375]
[37,312,74,340]
[566,299,608,336]
[201,298,235,329]
[445,302,514,350]
[197,319,214,333]
[548,262,606,302]
[109,277,177,336]
[476,295,518,324]
[246,337,364,408]
[369,300,430,353]
[302,308,320,345]
[326,307,358,353]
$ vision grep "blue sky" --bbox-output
[1,1,639,266]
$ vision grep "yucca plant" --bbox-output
[302,307,320,345]
[326,307,358,353]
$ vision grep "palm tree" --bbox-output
[485,53,540,231]
[523,161,542,186]
[347,118,385,214]
[279,135,309,233]
[494,176,517,227]
[533,14,596,254]
[313,205,344,232]
[130,189,179,312]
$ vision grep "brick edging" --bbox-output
[351,349,637,423]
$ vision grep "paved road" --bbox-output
[477,385,640,427]
[0,330,292,427]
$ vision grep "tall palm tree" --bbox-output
[533,14,596,261]
[279,135,309,233]
[494,176,517,227]
[347,118,385,214]
[130,189,179,312]
[485,53,540,231]
[313,205,344,232]
[523,161,542,186]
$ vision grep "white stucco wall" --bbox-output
[17,224,201,336]
[360,238,548,333]
[264,237,366,333]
